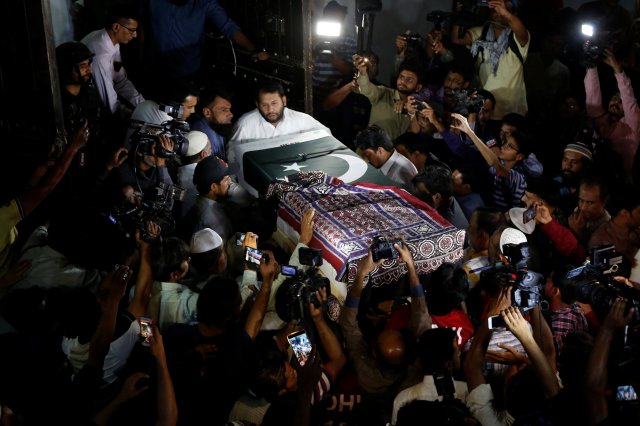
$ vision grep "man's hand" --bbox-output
[406,96,419,116]
[299,208,316,246]
[70,121,90,151]
[115,372,150,403]
[603,48,623,74]
[395,241,415,271]
[568,210,586,235]
[489,0,513,20]
[309,287,328,322]
[357,249,383,277]
[450,113,473,135]
[106,147,128,171]
[486,344,531,365]
[534,204,553,225]
[96,265,132,307]
[352,54,369,77]
[258,249,279,282]
[502,307,533,343]
[395,31,409,55]
[148,325,167,362]
[153,135,174,167]
[602,297,635,333]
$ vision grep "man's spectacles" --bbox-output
[119,23,138,34]
[503,142,519,153]
[397,75,416,84]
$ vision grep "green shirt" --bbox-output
[357,74,411,141]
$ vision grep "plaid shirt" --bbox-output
[551,303,589,353]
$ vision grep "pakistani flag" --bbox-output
[234,130,394,197]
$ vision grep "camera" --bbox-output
[563,246,635,320]
[158,102,185,120]
[130,118,190,159]
[371,235,403,262]
[481,241,545,310]
[579,24,622,68]
[426,11,453,31]
[275,247,331,323]
[108,182,184,242]
[450,88,485,115]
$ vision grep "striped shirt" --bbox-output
[490,163,527,209]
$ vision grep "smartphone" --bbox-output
[616,385,638,401]
[281,264,298,276]
[487,314,506,329]
[287,330,313,366]
[235,232,246,246]
[245,246,263,270]
[522,204,537,224]
[138,317,153,346]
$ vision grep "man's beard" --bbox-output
[260,109,284,124]
[397,85,413,96]
[561,170,580,187]
[211,122,232,139]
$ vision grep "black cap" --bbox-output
[193,156,238,195]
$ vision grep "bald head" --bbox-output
[376,329,406,365]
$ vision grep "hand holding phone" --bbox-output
[138,317,153,346]
[287,330,313,366]
[522,204,537,224]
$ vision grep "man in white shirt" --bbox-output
[178,131,211,218]
[228,81,329,164]
[81,5,145,118]
[354,125,417,186]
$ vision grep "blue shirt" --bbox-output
[191,116,226,161]
[144,0,240,78]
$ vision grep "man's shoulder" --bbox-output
[81,29,108,49]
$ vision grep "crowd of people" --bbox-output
[1,0,640,425]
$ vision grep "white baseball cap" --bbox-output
[185,131,209,156]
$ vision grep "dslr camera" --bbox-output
[450,88,485,115]
[371,235,403,262]
[275,247,331,323]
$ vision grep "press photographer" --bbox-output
[338,236,431,395]
[107,132,178,210]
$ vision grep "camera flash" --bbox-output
[581,24,594,37]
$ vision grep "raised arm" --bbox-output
[502,307,559,398]
[353,54,384,104]
[490,0,528,46]
[450,113,507,176]
[20,125,88,216]
[395,242,431,337]
[149,326,178,426]
[244,250,279,340]
[127,227,156,318]
[586,298,635,426]
[309,287,346,380]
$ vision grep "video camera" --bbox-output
[481,241,545,310]
[130,119,190,159]
[450,88,485,115]
[275,247,331,324]
[108,182,185,242]
[563,245,635,319]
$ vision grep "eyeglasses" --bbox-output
[119,23,138,34]
[503,142,519,153]
[397,75,416,84]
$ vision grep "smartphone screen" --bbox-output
[287,330,313,366]
[616,385,638,401]
[487,314,506,329]
[522,204,537,224]
[245,247,263,264]
[139,317,153,346]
